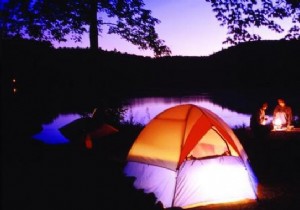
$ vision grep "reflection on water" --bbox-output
[122,96,251,128]
[33,95,253,144]
[33,113,82,144]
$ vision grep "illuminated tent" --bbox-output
[123,104,258,209]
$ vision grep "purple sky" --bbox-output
[52,0,296,57]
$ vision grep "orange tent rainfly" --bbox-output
[84,123,119,149]
[59,117,118,149]
[124,104,258,209]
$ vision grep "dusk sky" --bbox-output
[54,0,295,57]
[1,0,295,57]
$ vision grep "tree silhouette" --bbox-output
[1,1,299,55]
[0,0,171,57]
[206,0,300,45]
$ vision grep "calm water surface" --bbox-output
[122,96,253,127]
[33,94,263,144]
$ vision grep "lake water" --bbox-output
[122,96,254,127]
[33,94,270,144]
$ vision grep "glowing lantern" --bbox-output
[273,118,282,128]
[273,112,287,130]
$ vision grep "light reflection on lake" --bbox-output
[33,96,255,144]
[33,113,82,144]
[122,96,252,128]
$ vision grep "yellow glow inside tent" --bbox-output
[182,162,255,208]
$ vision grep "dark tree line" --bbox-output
[2,38,300,98]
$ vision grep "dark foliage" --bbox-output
[2,38,300,100]
[0,0,171,57]
[206,0,300,45]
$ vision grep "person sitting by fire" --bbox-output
[273,98,293,129]
[250,102,271,138]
